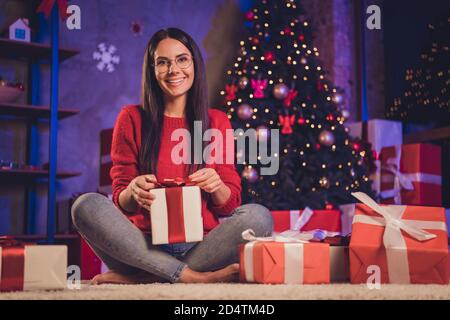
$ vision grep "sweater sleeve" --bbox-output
[208,110,242,216]
[110,108,139,215]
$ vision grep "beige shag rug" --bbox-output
[0,281,449,300]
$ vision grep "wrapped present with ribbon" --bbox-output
[349,192,448,284]
[271,207,341,235]
[380,143,442,206]
[239,229,331,284]
[346,119,403,193]
[149,178,203,245]
[0,237,67,292]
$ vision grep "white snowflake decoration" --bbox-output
[93,43,120,73]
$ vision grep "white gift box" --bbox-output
[150,186,203,245]
[0,245,67,291]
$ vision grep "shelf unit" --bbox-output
[0,102,79,119]
[0,6,80,242]
[0,168,81,180]
[0,38,79,61]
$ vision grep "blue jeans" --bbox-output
[71,193,273,283]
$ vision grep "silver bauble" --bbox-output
[256,125,270,142]
[237,104,253,120]
[341,109,350,119]
[319,177,330,188]
[318,130,335,146]
[242,166,259,183]
[273,83,289,100]
[238,76,249,90]
[332,92,345,105]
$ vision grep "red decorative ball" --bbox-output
[246,11,254,21]
[326,114,334,121]
[298,34,305,42]
[264,51,274,62]
[297,117,306,125]
[353,143,361,151]
[251,37,260,45]
[284,27,292,34]
[316,143,321,150]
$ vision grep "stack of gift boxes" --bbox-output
[242,119,448,285]
[1,119,448,292]
[349,119,448,284]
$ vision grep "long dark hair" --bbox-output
[139,28,210,176]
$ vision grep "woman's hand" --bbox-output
[127,174,157,211]
[188,168,224,193]
[189,168,231,206]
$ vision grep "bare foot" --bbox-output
[90,270,138,285]
[206,263,240,283]
[179,263,240,283]
[90,270,168,285]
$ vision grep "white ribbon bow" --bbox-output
[351,192,447,283]
[382,157,415,189]
[380,146,441,203]
[291,207,314,231]
[289,207,341,238]
[242,228,313,243]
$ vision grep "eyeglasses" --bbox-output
[152,54,194,73]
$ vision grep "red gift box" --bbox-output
[350,192,448,284]
[380,143,442,206]
[80,237,102,280]
[239,230,330,284]
[271,209,341,234]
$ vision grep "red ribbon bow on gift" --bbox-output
[154,177,196,188]
[0,236,26,292]
[36,0,69,20]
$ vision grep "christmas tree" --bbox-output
[386,16,449,126]
[220,0,375,210]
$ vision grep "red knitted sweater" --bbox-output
[110,105,242,235]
